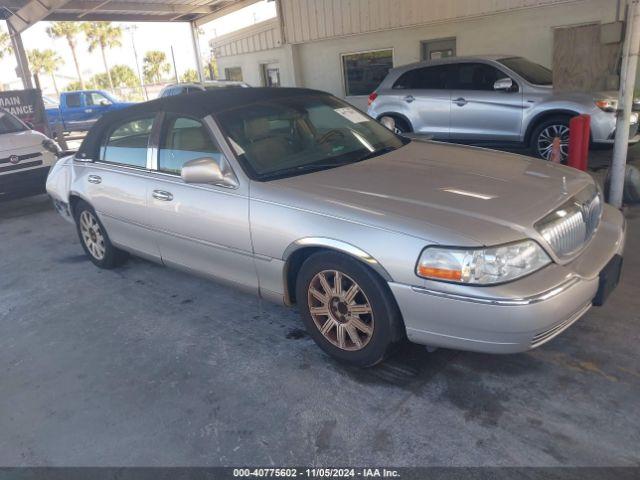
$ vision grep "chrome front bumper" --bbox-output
[389,205,626,354]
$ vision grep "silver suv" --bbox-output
[368,55,639,161]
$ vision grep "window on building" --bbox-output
[342,49,393,97]
[100,117,154,168]
[263,64,281,87]
[421,38,456,61]
[225,67,243,82]
[158,116,223,175]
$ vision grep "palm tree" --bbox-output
[27,49,64,95]
[47,22,85,90]
[142,50,170,84]
[0,29,12,60]
[82,22,122,91]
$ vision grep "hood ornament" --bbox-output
[561,176,568,196]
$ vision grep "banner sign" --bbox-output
[0,88,50,136]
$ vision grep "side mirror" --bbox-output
[380,116,396,132]
[99,100,111,106]
[25,121,35,129]
[493,77,514,91]
[181,157,238,188]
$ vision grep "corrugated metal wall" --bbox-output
[280,0,578,44]
[212,18,282,58]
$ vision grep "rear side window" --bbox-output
[158,117,223,175]
[66,93,82,107]
[393,65,452,90]
[100,117,154,168]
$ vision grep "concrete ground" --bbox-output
[1,174,639,467]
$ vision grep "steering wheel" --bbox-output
[317,128,346,144]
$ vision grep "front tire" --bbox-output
[530,115,571,162]
[295,251,404,367]
[73,199,128,269]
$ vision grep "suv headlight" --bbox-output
[416,240,551,285]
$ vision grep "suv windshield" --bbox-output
[216,94,408,181]
[498,57,552,85]
[0,110,28,134]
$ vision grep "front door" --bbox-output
[448,62,524,142]
[146,115,257,291]
[81,115,161,261]
[84,91,113,127]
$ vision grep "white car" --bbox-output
[0,108,60,200]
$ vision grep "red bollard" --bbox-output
[567,114,590,171]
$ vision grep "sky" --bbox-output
[0,0,276,95]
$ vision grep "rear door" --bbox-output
[79,114,161,261]
[448,62,524,141]
[389,65,452,138]
[144,114,257,291]
[61,92,87,131]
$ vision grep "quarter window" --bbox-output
[158,117,223,175]
[66,93,81,108]
[100,117,154,168]
[342,49,393,96]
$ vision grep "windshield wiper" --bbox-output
[357,145,399,162]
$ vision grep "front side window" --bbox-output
[0,110,27,134]
[450,63,508,91]
[498,57,552,85]
[158,117,223,175]
[100,117,154,168]
[66,93,82,108]
[216,94,408,181]
[342,50,393,96]
[86,92,112,106]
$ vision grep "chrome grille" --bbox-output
[535,185,602,259]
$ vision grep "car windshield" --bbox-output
[498,57,553,85]
[216,94,408,180]
[0,110,27,134]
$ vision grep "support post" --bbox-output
[610,0,640,207]
[6,21,33,89]
[190,21,205,84]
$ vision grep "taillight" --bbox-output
[368,92,378,106]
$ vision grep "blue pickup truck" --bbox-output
[46,90,134,133]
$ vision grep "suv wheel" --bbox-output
[74,199,128,269]
[295,251,404,367]
[380,116,411,135]
[530,116,571,162]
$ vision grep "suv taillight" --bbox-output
[368,92,378,106]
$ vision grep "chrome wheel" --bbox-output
[79,210,106,261]
[307,270,374,351]
[537,124,569,161]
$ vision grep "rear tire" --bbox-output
[73,199,128,269]
[529,115,571,162]
[380,115,411,135]
[295,251,404,367]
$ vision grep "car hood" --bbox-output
[254,140,595,247]
[0,129,46,153]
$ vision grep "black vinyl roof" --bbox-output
[77,87,328,159]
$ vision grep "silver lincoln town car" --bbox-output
[47,88,625,367]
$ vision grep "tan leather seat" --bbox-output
[243,117,293,172]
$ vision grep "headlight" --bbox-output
[595,99,617,112]
[42,138,61,154]
[416,240,551,285]
[631,112,639,124]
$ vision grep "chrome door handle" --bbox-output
[87,175,102,184]
[152,190,173,201]
[404,95,415,103]
[453,97,468,106]
[84,109,93,113]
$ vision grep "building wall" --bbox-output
[295,0,618,108]
[279,0,588,44]
[214,0,619,107]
